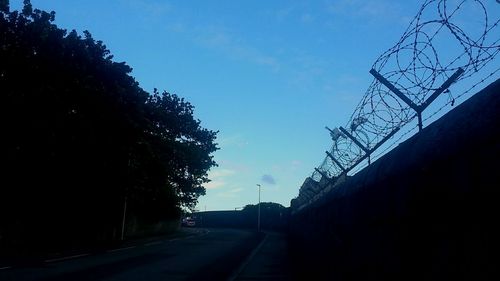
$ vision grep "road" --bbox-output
[0,228,267,281]
[230,232,292,281]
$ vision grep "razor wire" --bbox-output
[308,0,499,194]
[348,64,500,178]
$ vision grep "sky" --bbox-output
[9,0,499,211]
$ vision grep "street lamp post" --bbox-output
[121,153,132,241]
[256,184,261,232]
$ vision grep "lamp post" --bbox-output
[256,184,261,232]
[121,152,132,241]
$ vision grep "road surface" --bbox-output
[0,228,269,281]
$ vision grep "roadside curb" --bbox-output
[227,232,268,281]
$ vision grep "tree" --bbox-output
[0,0,9,13]
[145,89,218,210]
[243,202,289,231]
[0,0,218,254]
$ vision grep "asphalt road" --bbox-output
[0,228,264,281]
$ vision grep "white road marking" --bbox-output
[0,266,12,270]
[45,253,90,263]
[226,233,269,281]
[107,246,136,253]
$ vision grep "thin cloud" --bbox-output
[275,5,296,22]
[204,180,225,190]
[204,168,235,189]
[216,192,238,198]
[217,134,249,149]
[300,13,314,24]
[162,22,281,71]
[286,53,330,90]
[165,17,335,88]
[291,160,302,171]
[261,174,276,185]
[209,169,235,178]
[194,26,281,72]
[166,22,186,33]
[325,0,402,22]
[216,159,251,174]
[214,187,244,199]
[126,0,171,18]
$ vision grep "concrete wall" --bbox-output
[194,209,289,232]
[289,79,500,280]
[193,211,253,229]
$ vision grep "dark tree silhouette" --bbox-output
[0,0,217,256]
[243,202,289,231]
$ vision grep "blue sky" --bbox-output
[10,1,499,211]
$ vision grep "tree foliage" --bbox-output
[242,202,289,231]
[0,0,217,251]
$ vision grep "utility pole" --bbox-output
[120,195,127,241]
[121,152,132,241]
